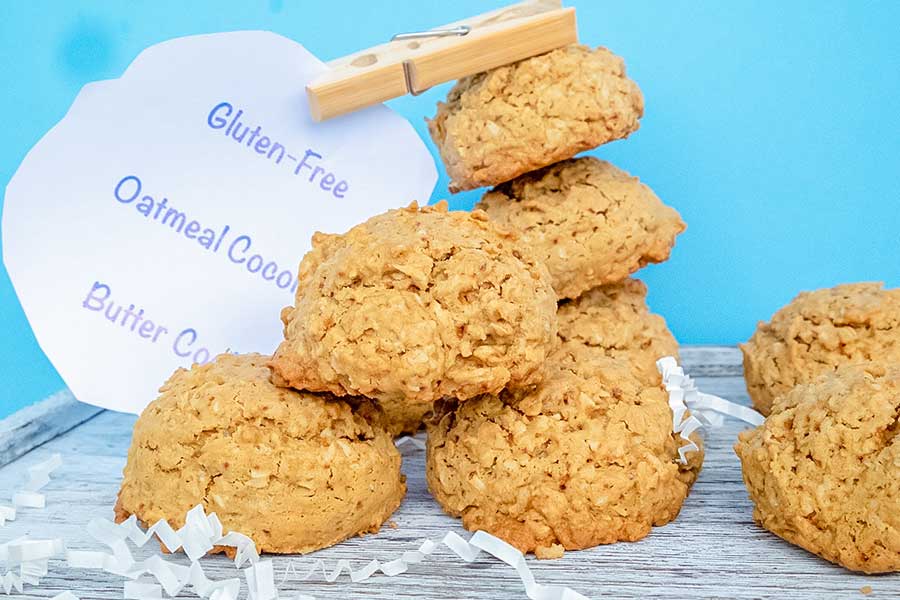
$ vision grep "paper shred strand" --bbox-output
[218,532,260,568]
[5,539,65,567]
[65,550,107,569]
[71,505,253,598]
[276,529,589,600]
[657,356,765,464]
[1,537,65,595]
[12,491,46,509]
[0,572,23,595]
[24,454,63,491]
[124,580,162,599]
[0,537,27,563]
[245,561,278,600]
[690,392,765,428]
[209,588,239,600]
[3,453,62,522]
[394,435,426,451]
[20,559,50,585]
[186,562,241,599]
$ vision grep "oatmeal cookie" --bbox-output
[426,357,702,556]
[393,278,676,435]
[742,282,900,415]
[477,158,685,299]
[116,353,405,555]
[735,364,900,573]
[270,202,558,408]
[555,278,679,384]
[428,45,643,192]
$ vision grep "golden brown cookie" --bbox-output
[555,278,679,384]
[378,398,433,437]
[388,279,677,435]
[428,45,643,192]
[270,202,558,412]
[734,364,900,573]
[426,357,702,557]
[741,282,900,415]
[477,158,685,299]
[116,353,405,555]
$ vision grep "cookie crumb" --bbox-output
[389,521,398,529]
[535,544,565,560]
[860,586,873,595]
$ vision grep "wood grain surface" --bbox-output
[0,389,102,467]
[0,346,896,599]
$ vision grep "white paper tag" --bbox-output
[3,31,437,414]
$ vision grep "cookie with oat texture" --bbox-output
[477,158,684,300]
[426,356,702,558]
[741,282,900,415]
[735,363,900,573]
[270,202,558,415]
[555,278,680,384]
[116,353,405,555]
[428,45,643,192]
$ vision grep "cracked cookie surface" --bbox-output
[555,278,679,384]
[735,364,900,573]
[428,45,643,192]
[426,357,702,557]
[270,202,558,421]
[381,278,674,435]
[477,158,684,300]
[741,282,900,415]
[116,353,405,554]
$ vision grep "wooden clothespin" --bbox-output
[306,0,578,121]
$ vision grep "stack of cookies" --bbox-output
[115,44,702,560]
[425,44,699,557]
[116,203,560,555]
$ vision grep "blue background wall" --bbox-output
[1,1,899,417]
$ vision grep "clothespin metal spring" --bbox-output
[391,26,471,95]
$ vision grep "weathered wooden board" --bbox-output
[0,389,102,467]
[0,346,896,599]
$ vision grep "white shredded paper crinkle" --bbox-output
[0,535,66,594]
[270,530,588,600]
[2,453,62,525]
[123,579,162,599]
[1,454,65,595]
[63,502,587,600]
[256,531,587,600]
[657,356,765,463]
[68,505,252,598]
[394,435,427,451]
